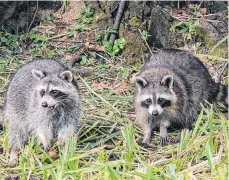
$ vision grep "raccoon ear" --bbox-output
[135,76,148,89]
[31,69,46,80]
[161,75,173,89]
[59,71,73,83]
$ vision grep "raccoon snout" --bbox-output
[152,110,159,116]
[41,102,48,108]
[41,102,55,110]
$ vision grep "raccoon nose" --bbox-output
[152,110,159,116]
[41,102,48,108]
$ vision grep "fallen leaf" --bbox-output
[95,45,105,52]
[199,56,208,62]
[65,54,74,61]
[108,80,115,88]
[200,8,207,16]
[91,80,106,90]
[85,42,90,48]
[121,79,128,88]
[48,150,58,159]
[85,42,105,52]
[177,9,183,14]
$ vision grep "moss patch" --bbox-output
[196,27,228,57]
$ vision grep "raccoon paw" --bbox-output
[160,136,168,146]
[9,151,18,167]
[137,140,148,147]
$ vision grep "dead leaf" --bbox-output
[95,45,105,52]
[177,9,183,14]
[200,8,207,16]
[108,80,115,88]
[87,32,95,41]
[199,56,208,62]
[85,42,105,52]
[91,80,106,90]
[48,150,58,159]
[121,79,128,88]
[65,54,74,61]
[85,42,90,48]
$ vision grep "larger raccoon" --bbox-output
[3,60,81,166]
[134,49,228,146]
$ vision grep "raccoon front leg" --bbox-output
[8,124,28,167]
[57,124,75,145]
[135,106,152,145]
[142,117,153,144]
[36,127,52,151]
[160,120,170,146]
[9,150,18,167]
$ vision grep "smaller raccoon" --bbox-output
[3,60,81,166]
[134,49,228,146]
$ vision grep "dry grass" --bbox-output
[0,2,228,179]
[0,56,228,179]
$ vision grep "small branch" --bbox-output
[65,47,94,77]
[178,142,223,175]
[48,32,72,40]
[51,40,85,43]
[66,47,85,68]
[109,1,126,46]
[216,61,228,83]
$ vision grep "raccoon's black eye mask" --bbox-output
[40,89,45,97]
[157,98,171,108]
[141,98,152,108]
[50,90,68,99]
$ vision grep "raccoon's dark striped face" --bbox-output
[140,95,172,116]
[38,83,69,110]
[136,75,177,116]
[40,89,68,99]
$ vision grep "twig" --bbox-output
[109,1,126,46]
[51,40,85,43]
[65,47,94,76]
[216,61,228,83]
[195,54,228,62]
[28,1,39,32]
[66,47,86,68]
[178,143,223,175]
[48,32,72,40]
[138,29,153,55]
[79,76,121,116]
[68,67,94,77]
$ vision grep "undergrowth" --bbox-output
[0,57,228,179]
[0,3,228,180]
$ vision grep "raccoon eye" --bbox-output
[50,90,58,95]
[158,98,164,103]
[146,98,152,104]
[40,89,45,97]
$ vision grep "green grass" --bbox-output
[0,60,228,179]
[0,7,228,178]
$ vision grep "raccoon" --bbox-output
[134,49,228,146]
[3,60,81,166]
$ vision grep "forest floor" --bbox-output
[0,1,228,180]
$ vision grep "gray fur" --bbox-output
[3,60,81,165]
[134,49,228,146]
